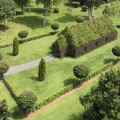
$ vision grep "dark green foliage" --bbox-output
[112,46,120,58]
[17,91,37,114]
[0,99,10,120]
[0,53,3,61]
[82,5,87,12]
[0,0,16,25]
[38,58,46,81]
[18,30,29,39]
[80,68,120,120]
[58,16,116,47]
[102,5,111,15]
[14,0,31,12]
[73,65,90,79]
[13,37,19,56]
[54,8,59,13]
[0,62,9,74]
[51,23,59,31]
[76,16,85,23]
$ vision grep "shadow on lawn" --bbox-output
[64,78,79,86]
[55,13,78,23]
[68,113,83,120]
[103,58,116,64]
[14,16,43,29]
[7,53,13,56]
[30,76,38,81]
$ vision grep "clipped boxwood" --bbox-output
[82,5,87,12]
[54,8,59,13]
[51,23,59,31]
[18,30,29,39]
[76,16,85,23]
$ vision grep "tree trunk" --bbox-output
[43,5,48,27]
[88,7,93,20]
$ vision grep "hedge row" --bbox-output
[29,62,115,113]
[0,31,57,49]
[2,60,118,114]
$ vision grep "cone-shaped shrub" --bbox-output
[38,58,46,81]
[13,37,19,56]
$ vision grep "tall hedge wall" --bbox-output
[53,16,117,58]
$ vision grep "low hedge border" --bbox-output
[29,61,117,113]
[0,31,58,49]
[2,59,118,114]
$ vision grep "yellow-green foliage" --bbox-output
[58,16,116,47]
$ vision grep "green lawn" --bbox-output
[28,79,99,120]
[0,81,23,120]
[1,35,56,66]
[5,37,119,103]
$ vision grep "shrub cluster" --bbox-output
[51,24,59,31]
[54,8,59,13]
[76,16,85,23]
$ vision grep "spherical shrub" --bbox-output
[112,46,120,57]
[73,65,90,79]
[0,62,10,74]
[51,23,59,31]
[0,53,3,61]
[82,5,87,12]
[18,30,29,39]
[54,8,59,13]
[76,16,85,23]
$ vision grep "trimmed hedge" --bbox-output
[53,16,117,58]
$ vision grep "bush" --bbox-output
[116,25,120,28]
[82,5,87,12]
[0,62,9,74]
[18,30,29,39]
[0,53,3,61]
[13,37,19,56]
[17,91,37,115]
[112,46,120,58]
[73,65,90,79]
[54,8,59,13]
[76,16,85,23]
[38,58,46,81]
[51,23,59,31]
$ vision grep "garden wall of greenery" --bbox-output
[53,16,118,58]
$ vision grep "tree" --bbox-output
[0,0,16,26]
[14,0,31,13]
[36,0,62,26]
[112,46,120,59]
[38,58,46,81]
[80,68,120,120]
[0,99,10,120]
[73,64,89,79]
[17,91,37,116]
[13,37,19,56]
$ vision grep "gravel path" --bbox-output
[5,56,56,75]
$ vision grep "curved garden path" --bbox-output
[5,56,56,75]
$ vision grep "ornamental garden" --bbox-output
[0,0,120,120]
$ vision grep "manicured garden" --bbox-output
[0,0,120,119]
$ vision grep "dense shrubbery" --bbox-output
[18,30,29,39]
[18,91,37,115]
[0,99,10,120]
[82,5,87,12]
[0,62,9,74]
[76,16,85,23]
[80,68,120,120]
[112,46,120,58]
[73,65,90,79]
[51,23,59,31]
[54,8,59,13]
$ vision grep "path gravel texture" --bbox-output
[5,56,56,75]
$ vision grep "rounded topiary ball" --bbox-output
[18,30,29,39]
[73,65,90,79]
[51,23,59,31]
[82,5,87,12]
[76,16,85,23]
[112,46,120,57]
[54,8,59,13]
